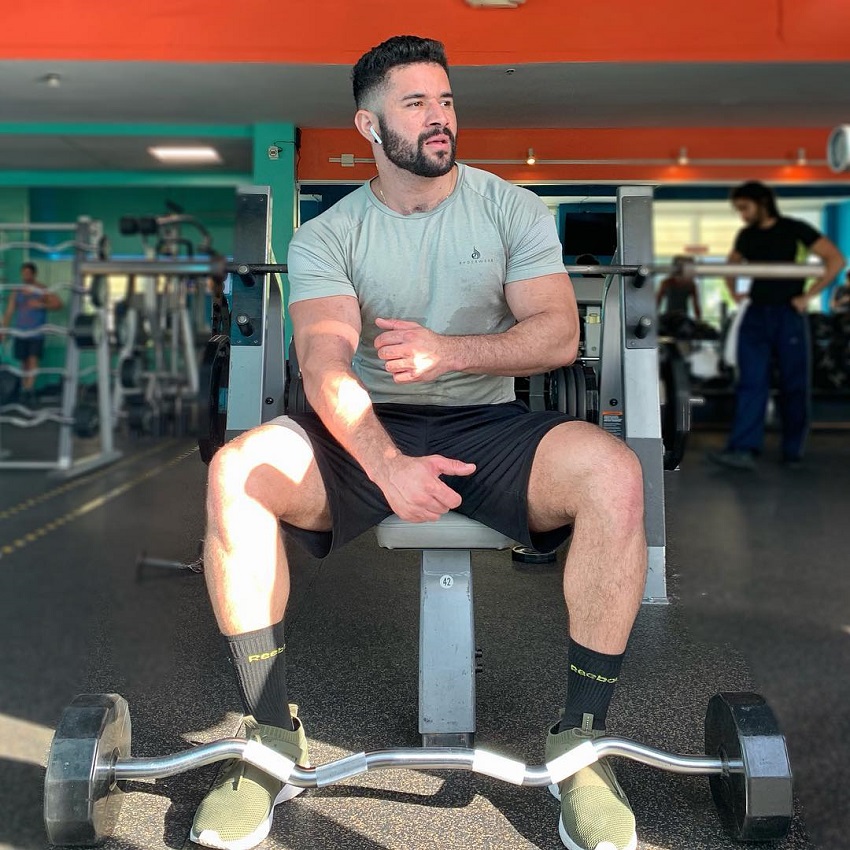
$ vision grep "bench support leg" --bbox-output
[419,549,476,747]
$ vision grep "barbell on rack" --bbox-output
[43,690,793,847]
[190,254,824,464]
[78,258,825,281]
[564,259,824,280]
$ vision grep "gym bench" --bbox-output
[376,511,515,747]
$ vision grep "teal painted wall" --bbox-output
[823,202,850,311]
[0,187,29,285]
[28,186,238,257]
[1,186,240,389]
[252,124,297,344]
[0,189,33,380]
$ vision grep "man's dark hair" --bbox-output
[21,261,37,275]
[730,181,780,218]
[352,36,450,110]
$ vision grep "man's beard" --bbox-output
[378,122,456,178]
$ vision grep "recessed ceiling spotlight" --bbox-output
[40,73,62,88]
[466,0,527,6]
[149,146,223,165]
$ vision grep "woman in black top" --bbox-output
[709,181,845,469]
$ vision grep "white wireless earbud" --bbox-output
[369,126,383,145]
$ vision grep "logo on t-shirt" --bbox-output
[460,245,494,266]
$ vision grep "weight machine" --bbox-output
[0,218,122,478]
[202,186,671,598]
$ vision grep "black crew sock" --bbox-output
[226,621,293,731]
[559,639,624,732]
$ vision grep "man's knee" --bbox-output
[594,436,644,522]
[207,421,314,515]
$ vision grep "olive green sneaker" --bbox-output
[545,714,637,850]
[190,706,309,850]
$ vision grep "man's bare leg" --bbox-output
[529,420,646,656]
[533,420,646,850]
[204,418,331,634]
[203,418,331,728]
[22,355,38,393]
[194,418,329,848]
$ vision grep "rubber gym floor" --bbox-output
[1,426,848,850]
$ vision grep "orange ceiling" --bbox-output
[4,0,850,63]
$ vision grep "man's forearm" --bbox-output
[444,313,577,377]
[302,363,400,485]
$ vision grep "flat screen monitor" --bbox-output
[562,211,617,257]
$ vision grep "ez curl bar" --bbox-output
[45,691,793,847]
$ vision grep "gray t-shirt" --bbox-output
[288,163,566,405]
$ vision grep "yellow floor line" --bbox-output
[0,447,199,561]
[0,441,184,523]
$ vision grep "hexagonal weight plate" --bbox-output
[705,692,793,842]
[44,693,131,846]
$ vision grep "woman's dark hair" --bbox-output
[730,181,780,218]
[352,36,449,109]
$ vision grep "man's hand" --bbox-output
[374,317,455,383]
[791,294,809,314]
[377,454,476,522]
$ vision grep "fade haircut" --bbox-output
[21,262,37,275]
[352,36,450,111]
[730,181,780,218]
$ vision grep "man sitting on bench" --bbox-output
[192,35,646,850]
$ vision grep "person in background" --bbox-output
[829,271,850,313]
[0,262,62,406]
[656,255,701,321]
[708,181,844,470]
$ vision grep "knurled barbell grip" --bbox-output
[229,263,289,275]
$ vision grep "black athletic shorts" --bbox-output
[14,336,45,361]
[280,401,576,559]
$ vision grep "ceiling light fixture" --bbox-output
[526,148,536,165]
[41,73,62,88]
[465,0,527,7]
[148,146,223,165]
[677,147,689,166]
